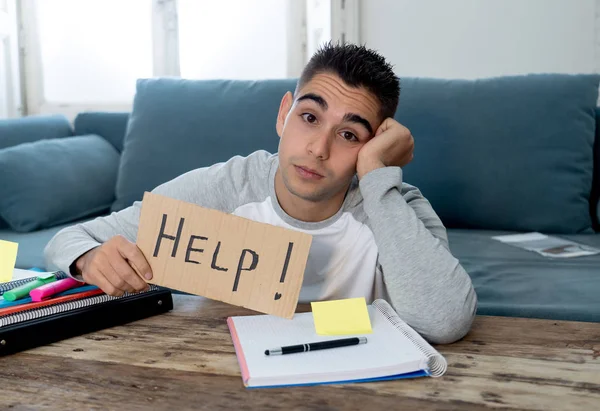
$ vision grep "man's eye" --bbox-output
[341,131,358,142]
[302,113,317,123]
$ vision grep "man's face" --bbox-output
[276,73,382,204]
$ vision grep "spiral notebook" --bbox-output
[227,299,447,388]
[1,271,173,356]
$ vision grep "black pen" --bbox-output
[264,337,367,356]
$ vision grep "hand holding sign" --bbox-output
[74,235,151,296]
[136,192,312,318]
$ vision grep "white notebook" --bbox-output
[227,299,447,388]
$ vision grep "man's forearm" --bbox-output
[360,167,477,344]
[44,225,101,276]
[44,202,142,275]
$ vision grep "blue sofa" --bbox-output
[1,74,599,323]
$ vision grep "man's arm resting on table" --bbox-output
[360,167,478,344]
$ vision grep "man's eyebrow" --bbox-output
[296,93,373,135]
[343,113,373,135]
[296,93,328,110]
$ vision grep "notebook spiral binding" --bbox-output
[372,299,448,377]
[0,271,69,295]
[0,285,162,328]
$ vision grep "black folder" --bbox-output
[0,273,173,356]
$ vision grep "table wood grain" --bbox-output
[0,295,598,410]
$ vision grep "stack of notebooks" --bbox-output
[227,299,448,388]
[0,270,173,356]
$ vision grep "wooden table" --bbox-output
[1,295,598,411]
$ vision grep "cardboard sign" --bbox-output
[137,192,313,318]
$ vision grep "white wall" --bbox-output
[360,0,597,78]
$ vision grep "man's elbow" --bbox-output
[43,226,71,271]
[423,315,475,345]
[422,293,478,345]
[43,235,59,271]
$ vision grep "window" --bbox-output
[36,0,153,104]
[0,0,21,118]
[21,0,309,116]
[178,0,289,80]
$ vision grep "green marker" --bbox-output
[3,272,57,301]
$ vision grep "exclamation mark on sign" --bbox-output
[274,242,294,300]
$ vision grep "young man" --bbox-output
[45,43,477,344]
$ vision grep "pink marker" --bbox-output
[30,277,85,302]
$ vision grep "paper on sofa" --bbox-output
[492,232,600,258]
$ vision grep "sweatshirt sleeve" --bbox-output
[44,152,271,276]
[359,166,478,344]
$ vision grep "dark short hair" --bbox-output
[296,42,400,120]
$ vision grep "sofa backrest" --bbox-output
[0,114,72,149]
[73,75,600,233]
[73,112,130,152]
[592,108,600,231]
[110,78,296,211]
[395,74,600,234]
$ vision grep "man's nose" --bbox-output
[307,132,331,160]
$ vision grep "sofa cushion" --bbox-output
[0,135,120,232]
[397,74,600,234]
[113,78,296,211]
[592,107,600,231]
[448,229,600,322]
[74,112,130,152]
[0,114,72,230]
[0,114,72,150]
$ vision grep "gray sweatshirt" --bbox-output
[45,150,477,344]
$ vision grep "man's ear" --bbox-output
[276,91,293,138]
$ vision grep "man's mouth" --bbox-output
[294,165,324,180]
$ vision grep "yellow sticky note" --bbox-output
[311,297,373,335]
[0,240,18,283]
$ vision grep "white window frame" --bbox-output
[305,0,360,58]
[152,0,180,77]
[19,0,142,118]
[19,0,307,117]
[0,0,23,118]
[287,0,308,78]
[331,0,360,45]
